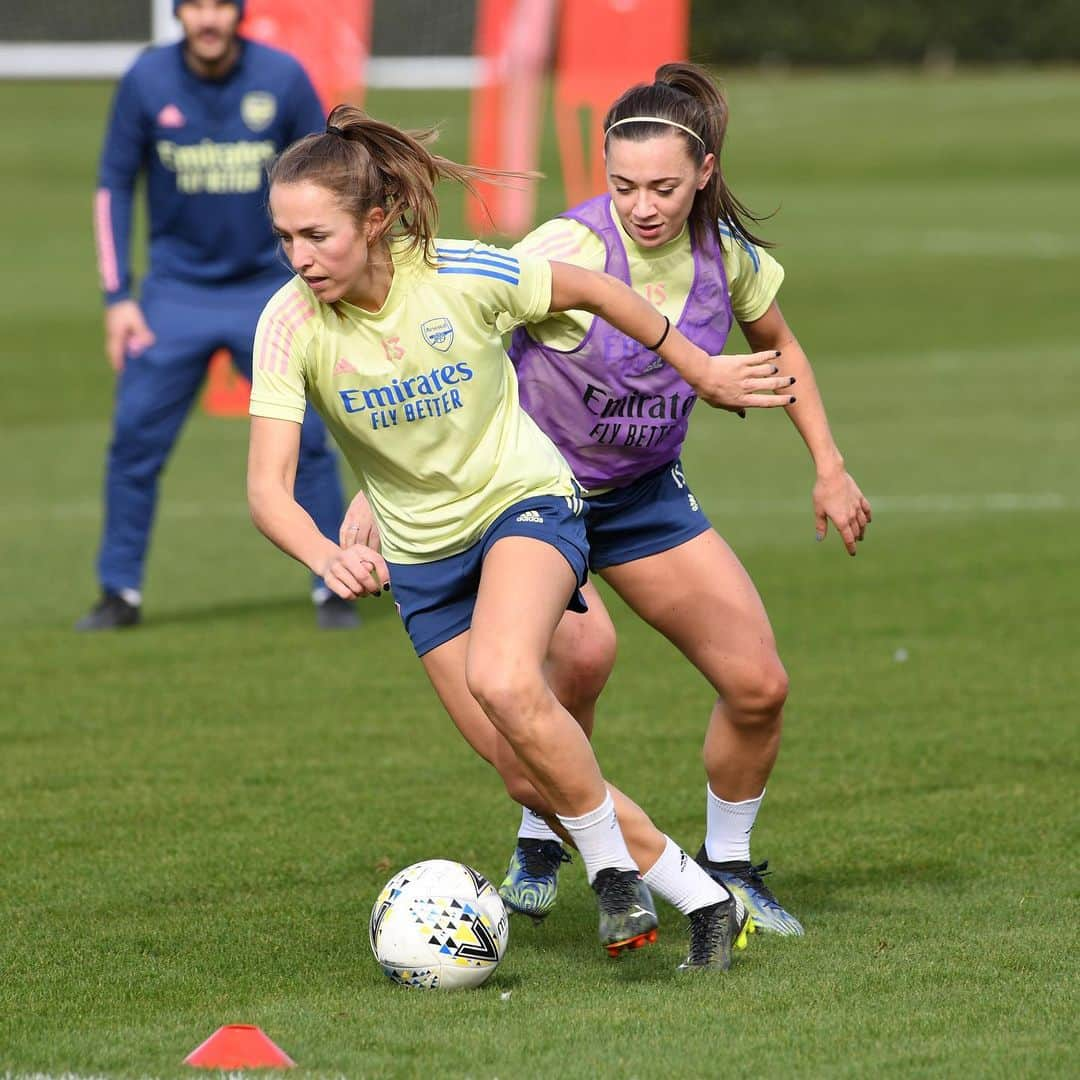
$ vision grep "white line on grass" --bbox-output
[865,229,1080,259]
[1,1073,349,1080]
[1,1075,129,1080]
[871,493,1071,512]
[711,493,1075,515]
[2,1075,123,1080]
[8,493,1076,525]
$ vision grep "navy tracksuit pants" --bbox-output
[96,274,344,594]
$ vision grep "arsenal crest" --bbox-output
[241,91,277,132]
[420,316,454,353]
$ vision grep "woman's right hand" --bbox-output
[319,543,390,600]
[689,349,798,414]
[104,300,156,373]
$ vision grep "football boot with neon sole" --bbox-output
[591,867,659,957]
[677,893,754,971]
[695,848,804,936]
[498,839,571,923]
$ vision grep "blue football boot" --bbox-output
[696,848,805,936]
[499,839,572,923]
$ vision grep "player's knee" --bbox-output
[551,623,615,711]
[576,622,617,698]
[727,660,789,725]
[502,770,541,808]
[465,661,546,734]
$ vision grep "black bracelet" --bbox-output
[646,315,670,352]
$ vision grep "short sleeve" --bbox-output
[496,218,603,335]
[721,230,785,324]
[512,217,602,267]
[434,240,551,328]
[249,294,311,424]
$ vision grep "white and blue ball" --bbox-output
[369,859,509,989]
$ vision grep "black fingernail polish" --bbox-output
[772,365,779,374]
[737,409,746,419]
[789,396,797,404]
[790,377,796,385]
[774,350,781,357]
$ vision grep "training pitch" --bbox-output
[1,70,1077,1078]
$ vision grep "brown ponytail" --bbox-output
[269,104,529,264]
[602,62,771,252]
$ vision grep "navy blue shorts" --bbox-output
[387,494,590,657]
[586,458,711,571]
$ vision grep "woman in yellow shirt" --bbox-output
[247,105,793,969]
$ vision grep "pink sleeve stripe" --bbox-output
[257,290,316,376]
[269,299,299,376]
[527,231,583,261]
[272,294,316,375]
[94,188,121,293]
[258,296,299,375]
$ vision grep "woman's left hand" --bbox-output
[339,489,381,551]
[813,469,872,556]
[320,542,390,599]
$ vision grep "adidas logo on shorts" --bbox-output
[515,510,545,524]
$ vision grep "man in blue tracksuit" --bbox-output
[82,0,356,630]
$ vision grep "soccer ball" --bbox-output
[369,859,509,990]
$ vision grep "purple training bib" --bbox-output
[510,195,733,490]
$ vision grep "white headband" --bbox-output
[603,115,707,149]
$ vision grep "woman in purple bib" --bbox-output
[341,64,870,937]
[494,63,872,936]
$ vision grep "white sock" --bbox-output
[556,792,636,884]
[518,806,561,843]
[643,836,730,914]
[118,588,142,607]
[705,785,765,863]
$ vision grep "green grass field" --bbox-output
[1,70,1078,1078]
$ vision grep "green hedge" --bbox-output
[690,0,1079,64]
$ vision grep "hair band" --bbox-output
[326,124,346,137]
[604,115,707,149]
[646,315,671,352]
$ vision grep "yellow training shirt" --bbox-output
[250,240,576,563]
[499,203,784,349]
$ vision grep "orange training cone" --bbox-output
[184,1024,296,1069]
[202,349,252,417]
